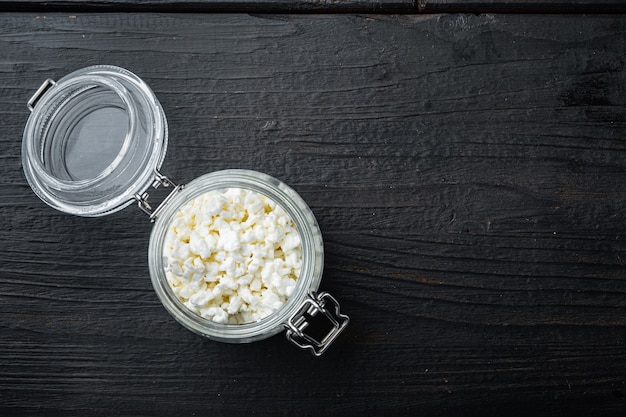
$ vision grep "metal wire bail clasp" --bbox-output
[285,292,349,356]
[27,78,57,112]
[135,170,183,221]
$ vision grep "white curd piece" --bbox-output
[162,187,302,324]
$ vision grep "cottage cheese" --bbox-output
[162,187,302,324]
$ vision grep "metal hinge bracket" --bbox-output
[135,170,183,222]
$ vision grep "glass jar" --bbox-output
[22,65,348,356]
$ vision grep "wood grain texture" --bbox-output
[420,0,626,13]
[2,0,626,13]
[1,12,625,416]
[0,0,416,13]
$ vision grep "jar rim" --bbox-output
[148,169,325,343]
[24,74,138,189]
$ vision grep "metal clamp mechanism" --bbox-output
[28,78,57,112]
[135,170,183,222]
[285,292,349,356]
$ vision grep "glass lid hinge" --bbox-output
[285,292,349,357]
[27,78,57,112]
[135,171,183,222]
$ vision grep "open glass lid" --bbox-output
[22,65,168,217]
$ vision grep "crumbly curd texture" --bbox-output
[163,187,302,325]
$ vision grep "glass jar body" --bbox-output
[148,169,324,343]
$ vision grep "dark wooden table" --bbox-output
[1,1,626,416]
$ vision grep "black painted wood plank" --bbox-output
[420,0,626,13]
[0,0,416,13]
[3,0,626,13]
[1,12,625,417]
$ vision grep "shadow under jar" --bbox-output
[22,65,348,356]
